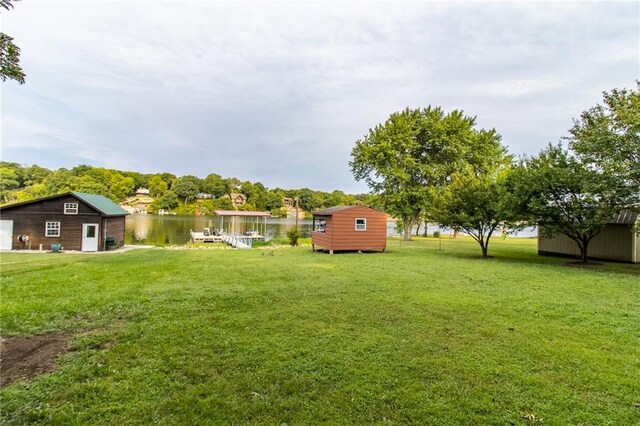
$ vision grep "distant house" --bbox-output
[135,188,150,196]
[311,205,387,254]
[283,197,295,208]
[196,193,213,200]
[0,192,130,252]
[229,193,247,207]
[538,211,640,263]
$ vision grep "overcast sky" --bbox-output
[2,1,638,193]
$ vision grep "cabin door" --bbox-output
[0,220,13,250]
[82,223,99,252]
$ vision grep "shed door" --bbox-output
[82,223,99,252]
[0,220,13,250]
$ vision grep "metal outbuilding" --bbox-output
[538,211,639,263]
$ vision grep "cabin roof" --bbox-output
[214,210,271,217]
[0,192,130,216]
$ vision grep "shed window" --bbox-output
[64,203,78,214]
[355,218,367,231]
[45,222,61,237]
[314,218,326,233]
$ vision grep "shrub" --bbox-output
[287,228,301,246]
[433,231,440,238]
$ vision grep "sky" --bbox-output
[2,1,638,193]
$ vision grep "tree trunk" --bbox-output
[415,222,421,236]
[403,221,413,241]
[480,240,488,258]
[580,238,590,263]
[423,221,428,237]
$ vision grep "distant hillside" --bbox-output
[0,162,376,216]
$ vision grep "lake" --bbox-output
[125,214,315,245]
[125,214,536,245]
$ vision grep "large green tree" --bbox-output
[172,178,199,204]
[350,106,505,240]
[568,82,640,209]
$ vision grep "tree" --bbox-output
[1,1,25,84]
[435,166,520,258]
[568,82,640,209]
[22,165,51,186]
[148,175,169,198]
[108,173,135,201]
[0,166,20,202]
[172,178,199,204]
[157,191,179,211]
[350,106,505,240]
[202,173,229,197]
[512,144,623,263]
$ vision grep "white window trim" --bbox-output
[355,218,367,231]
[64,203,79,215]
[45,221,61,237]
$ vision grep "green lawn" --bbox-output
[1,238,639,425]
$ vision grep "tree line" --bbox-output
[0,163,373,216]
[351,82,639,262]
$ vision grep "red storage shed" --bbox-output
[311,205,387,254]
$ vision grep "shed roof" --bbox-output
[0,192,129,216]
[214,210,271,217]
[312,205,384,216]
[72,192,130,216]
[610,210,638,225]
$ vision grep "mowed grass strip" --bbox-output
[1,238,638,425]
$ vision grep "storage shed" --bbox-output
[538,211,639,263]
[0,192,130,252]
[311,205,387,254]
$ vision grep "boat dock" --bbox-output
[190,229,264,249]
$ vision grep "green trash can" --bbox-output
[105,237,117,250]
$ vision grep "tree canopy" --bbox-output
[511,144,623,263]
[1,0,26,84]
[350,106,506,240]
[568,82,640,209]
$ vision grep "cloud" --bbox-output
[2,1,638,191]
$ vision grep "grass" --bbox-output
[1,237,638,425]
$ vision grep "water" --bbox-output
[125,214,313,245]
[125,214,537,246]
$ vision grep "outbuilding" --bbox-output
[0,192,130,252]
[538,211,639,263]
[311,205,387,254]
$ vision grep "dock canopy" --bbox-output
[214,210,271,217]
[212,210,271,238]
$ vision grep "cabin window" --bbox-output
[45,221,61,237]
[314,218,326,233]
[64,203,78,215]
[355,218,367,231]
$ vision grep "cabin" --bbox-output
[538,211,639,263]
[311,205,387,254]
[227,193,247,207]
[0,192,130,252]
[135,187,150,196]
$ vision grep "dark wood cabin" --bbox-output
[311,205,387,254]
[538,211,639,263]
[0,192,130,252]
